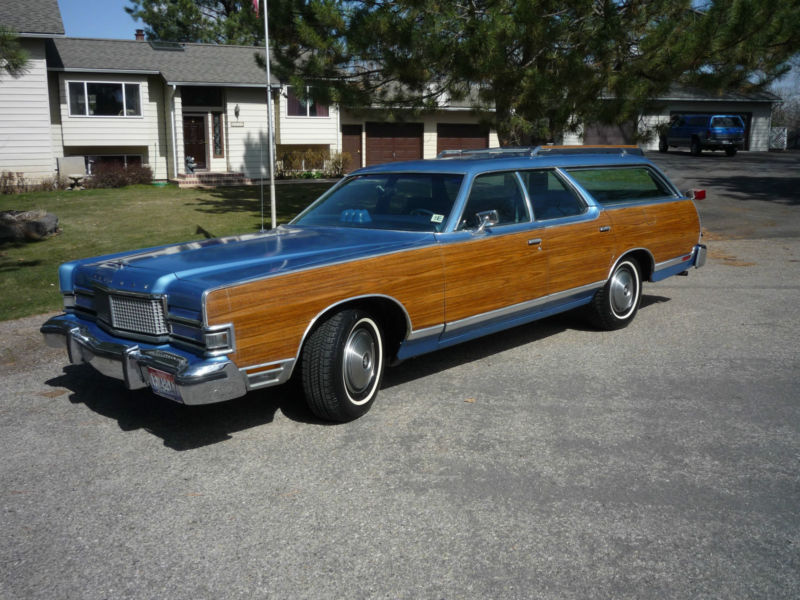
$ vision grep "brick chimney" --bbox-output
[135,29,145,41]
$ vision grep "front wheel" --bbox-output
[301,308,385,422]
[690,138,702,156]
[658,137,668,153]
[588,258,642,330]
[725,147,737,157]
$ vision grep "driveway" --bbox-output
[1,152,799,599]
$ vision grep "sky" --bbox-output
[58,0,142,40]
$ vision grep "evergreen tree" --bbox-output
[126,0,800,144]
[0,27,30,77]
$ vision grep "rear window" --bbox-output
[710,116,743,128]
[565,167,676,205]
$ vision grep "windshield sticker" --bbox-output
[431,214,444,224]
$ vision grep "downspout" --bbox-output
[170,84,178,177]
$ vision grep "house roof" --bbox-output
[46,37,279,87]
[655,84,780,104]
[0,0,64,36]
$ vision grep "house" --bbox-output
[0,0,65,182]
[0,0,781,185]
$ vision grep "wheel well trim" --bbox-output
[609,248,655,281]
[289,294,413,377]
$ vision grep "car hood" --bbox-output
[67,226,437,299]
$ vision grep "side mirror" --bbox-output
[474,209,500,234]
[687,189,706,201]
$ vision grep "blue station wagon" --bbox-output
[42,146,706,421]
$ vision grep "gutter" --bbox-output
[170,84,178,177]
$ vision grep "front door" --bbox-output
[341,124,363,170]
[183,115,207,170]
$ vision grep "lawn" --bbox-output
[0,181,333,321]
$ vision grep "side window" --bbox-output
[520,169,586,220]
[566,167,676,205]
[459,172,529,229]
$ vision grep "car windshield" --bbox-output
[292,173,464,232]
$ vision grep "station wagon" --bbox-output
[42,146,706,421]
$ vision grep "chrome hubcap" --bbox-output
[343,325,376,397]
[610,267,636,316]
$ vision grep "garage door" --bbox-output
[365,122,423,166]
[582,122,635,145]
[436,123,489,154]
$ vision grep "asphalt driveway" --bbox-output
[1,152,799,599]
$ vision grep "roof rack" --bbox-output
[436,145,643,159]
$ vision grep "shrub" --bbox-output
[87,163,153,189]
[325,152,351,178]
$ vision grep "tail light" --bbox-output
[689,189,706,200]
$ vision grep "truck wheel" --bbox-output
[589,258,641,330]
[725,147,737,157]
[301,308,384,422]
[658,137,668,153]
[690,138,702,156]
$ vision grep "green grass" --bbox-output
[0,181,333,321]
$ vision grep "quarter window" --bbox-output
[68,82,142,117]
[565,167,675,205]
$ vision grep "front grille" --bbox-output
[108,294,169,336]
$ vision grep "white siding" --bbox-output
[276,89,338,150]
[58,73,171,176]
[225,87,276,178]
[0,39,56,181]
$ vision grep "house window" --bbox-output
[212,112,224,157]
[286,86,329,117]
[68,82,142,117]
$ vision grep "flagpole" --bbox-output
[259,0,277,230]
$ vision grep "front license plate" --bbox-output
[147,367,182,402]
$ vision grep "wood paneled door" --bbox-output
[183,115,207,169]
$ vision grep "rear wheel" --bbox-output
[658,137,668,153]
[725,147,737,157]
[690,137,702,156]
[589,258,642,330]
[301,308,384,422]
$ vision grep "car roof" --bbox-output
[352,146,654,177]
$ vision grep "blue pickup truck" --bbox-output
[659,114,746,156]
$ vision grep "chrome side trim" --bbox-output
[654,253,693,272]
[445,281,604,333]
[407,324,445,342]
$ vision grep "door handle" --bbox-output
[528,238,542,246]
[599,226,611,232]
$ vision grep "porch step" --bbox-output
[176,172,247,188]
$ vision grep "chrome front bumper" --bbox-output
[41,315,247,405]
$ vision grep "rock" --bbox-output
[0,210,60,242]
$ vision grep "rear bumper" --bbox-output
[41,314,247,405]
[702,139,744,150]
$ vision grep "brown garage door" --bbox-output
[365,122,423,166]
[436,123,489,154]
[582,122,635,145]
